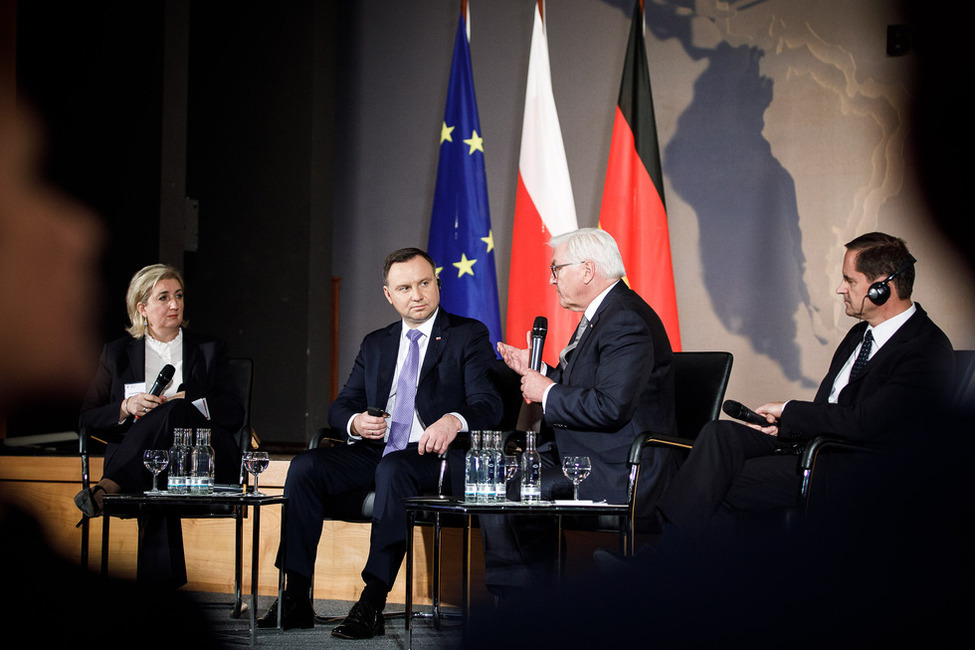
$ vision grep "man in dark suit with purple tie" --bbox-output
[258,247,501,639]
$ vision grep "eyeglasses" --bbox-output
[550,261,584,281]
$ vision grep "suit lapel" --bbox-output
[376,322,399,402]
[182,331,198,388]
[562,283,624,381]
[815,322,866,402]
[848,307,923,385]
[125,338,146,383]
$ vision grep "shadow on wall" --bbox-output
[651,2,817,388]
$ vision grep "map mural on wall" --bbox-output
[646,0,909,387]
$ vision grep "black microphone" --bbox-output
[529,316,547,372]
[124,364,175,423]
[722,399,777,428]
[148,364,176,397]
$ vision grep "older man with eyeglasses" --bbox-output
[484,227,681,599]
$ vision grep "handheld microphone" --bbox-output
[125,364,175,423]
[722,399,777,428]
[529,316,547,372]
[148,364,176,397]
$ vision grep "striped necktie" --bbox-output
[559,316,589,369]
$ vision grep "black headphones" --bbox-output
[866,255,916,306]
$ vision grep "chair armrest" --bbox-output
[633,432,696,462]
[797,435,879,472]
[797,434,883,512]
[310,427,347,450]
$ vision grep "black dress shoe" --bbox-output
[330,601,385,639]
[256,594,315,629]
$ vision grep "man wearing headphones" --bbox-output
[651,232,954,537]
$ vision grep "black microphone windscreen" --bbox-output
[532,316,548,335]
[149,364,175,396]
[722,399,775,427]
[722,399,746,419]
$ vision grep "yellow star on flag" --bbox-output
[440,122,454,144]
[463,130,484,155]
[481,230,494,253]
[452,253,477,278]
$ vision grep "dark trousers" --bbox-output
[102,398,239,491]
[281,441,464,590]
[480,445,573,594]
[655,420,800,535]
[101,399,240,587]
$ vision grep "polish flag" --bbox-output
[505,2,579,366]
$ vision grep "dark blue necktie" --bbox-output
[849,329,873,381]
[385,328,423,456]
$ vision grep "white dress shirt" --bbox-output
[827,302,916,403]
[144,328,183,398]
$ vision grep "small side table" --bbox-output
[403,496,630,646]
[101,489,287,646]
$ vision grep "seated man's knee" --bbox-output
[284,449,321,493]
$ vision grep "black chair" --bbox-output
[504,351,734,555]
[78,357,254,613]
[796,349,975,513]
[601,351,734,553]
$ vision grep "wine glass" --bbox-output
[561,456,591,500]
[143,449,170,494]
[243,451,270,496]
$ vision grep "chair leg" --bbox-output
[80,516,90,570]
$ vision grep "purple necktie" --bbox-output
[385,328,423,456]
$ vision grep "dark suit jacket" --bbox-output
[779,303,954,447]
[79,329,244,435]
[328,308,502,440]
[544,282,679,506]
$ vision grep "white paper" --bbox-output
[192,397,210,420]
[124,382,146,399]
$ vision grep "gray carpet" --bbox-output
[193,593,465,648]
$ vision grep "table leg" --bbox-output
[278,501,285,628]
[406,508,415,631]
[462,515,470,639]
[250,502,261,646]
[432,512,442,630]
[233,503,244,617]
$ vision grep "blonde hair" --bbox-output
[125,264,186,339]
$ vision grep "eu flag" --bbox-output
[427,12,503,348]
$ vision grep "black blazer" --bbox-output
[328,308,502,439]
[544,282,678,505]
[780,303,954,446]
[79,329,244,435]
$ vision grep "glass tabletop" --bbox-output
[403,495,627,516]
[102,485,286,506]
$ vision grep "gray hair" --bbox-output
[549,228,626,280]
